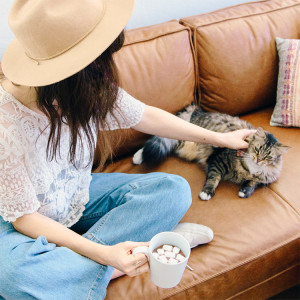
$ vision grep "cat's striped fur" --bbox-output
[133,105,289,200]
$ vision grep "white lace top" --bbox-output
[0,84,145,227]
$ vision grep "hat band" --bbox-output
[25,2,107,65]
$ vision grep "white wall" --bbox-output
[0,0,14,60]
[126,0,258,29]
[0,0,258,60]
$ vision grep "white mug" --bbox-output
[132,231,191,288]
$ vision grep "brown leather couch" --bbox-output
[94,1,300,299]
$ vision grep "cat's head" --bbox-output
[245,127,290,167]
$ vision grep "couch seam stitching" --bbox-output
[187,27,198,104]
[180,2,300,29]
[180,0,274,24]
[225,263,300,300]
[160,234,300,299]
[123,26,191,47]
[266,185,300,216]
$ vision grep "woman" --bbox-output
[0,1,256,299]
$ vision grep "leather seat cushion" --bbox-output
[104,107,300,299]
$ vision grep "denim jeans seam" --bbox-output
[79,212,105,221]
[127,176,169,191]
[89,184,137,237]
[122,183,139,203]
[89,233,106,245]
[87,212,111,237]
[128,183,138,190]
[87,265,106,300]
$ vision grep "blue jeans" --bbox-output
[0,172,191,300]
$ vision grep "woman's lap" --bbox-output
[70,172,164,235]
[0,172,192,300]
[72,172,192,244]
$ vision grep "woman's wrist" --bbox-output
[199,130,223,147]
[88,242,112,265]
[211,132,224,147]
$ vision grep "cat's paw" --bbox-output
[132,148,144,165]
[238,186,254,198]
[199,191,212,201]
[238,191,247,198]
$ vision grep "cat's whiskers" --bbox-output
[242,153,268,175]
[240,152,251,162]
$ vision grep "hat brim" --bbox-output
[1,0,135,87]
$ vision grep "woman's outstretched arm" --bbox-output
[133,105,256,149]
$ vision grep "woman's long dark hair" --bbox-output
[36,30,125,170]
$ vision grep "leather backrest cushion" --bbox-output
[180,0,300,115]
[116,20,196,112]
[94,21,196,168]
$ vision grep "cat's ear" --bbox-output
[277,143,291,154]
[256,127,266,137]
[244,127,258,143]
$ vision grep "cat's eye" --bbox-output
[254,146,259,153]
[266,155,272,160]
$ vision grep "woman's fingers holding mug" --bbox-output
[123,241,150,251]
[127,254,149,277]
[136,261,149,276]
[107,241,149,276]
[133,253,148,267]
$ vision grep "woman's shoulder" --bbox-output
[0,83,21,118]
[0,89,20,133]
[0,83,42,125]
[0,83,13,106]
[0,84,32,148]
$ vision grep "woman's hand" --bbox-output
[215,129,257,149]
[103,241,150,277]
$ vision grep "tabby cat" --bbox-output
[133,105,289,200]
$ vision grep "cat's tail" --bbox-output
[132,104,197,165]
[132,136,178,165]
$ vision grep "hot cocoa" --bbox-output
[152,244,186,264]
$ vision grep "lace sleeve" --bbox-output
[0,121,40,223]
[104,88,146,130]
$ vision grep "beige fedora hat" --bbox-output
[1,0,135,87]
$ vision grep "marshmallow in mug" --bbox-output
[152,244,186,264]
[132,231,191,289]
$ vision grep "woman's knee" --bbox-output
[158,173,192,213]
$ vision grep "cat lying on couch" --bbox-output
[133,105,289,200]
